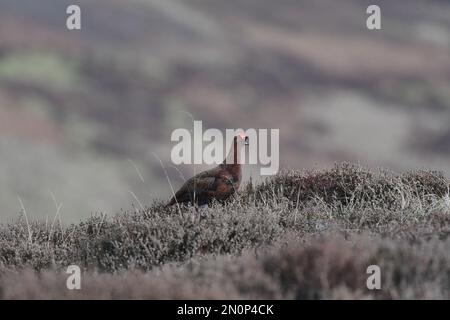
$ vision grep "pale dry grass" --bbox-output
[0,164,449,299]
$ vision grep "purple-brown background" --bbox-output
[0,0,449,221]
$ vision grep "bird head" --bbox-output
[237,132,249,146]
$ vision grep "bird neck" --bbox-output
[222,138,241,172]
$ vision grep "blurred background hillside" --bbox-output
[0,0,449,222]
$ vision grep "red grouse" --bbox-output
[167,133,249,206]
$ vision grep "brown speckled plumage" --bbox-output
[167,135,246,206]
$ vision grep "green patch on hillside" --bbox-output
[0,51,80,90]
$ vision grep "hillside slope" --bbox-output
[1,164,449,299]
[1,0,450,221]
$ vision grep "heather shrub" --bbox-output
[1,233,449,299]
[0,164,449,299]
[252,163,449,209]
